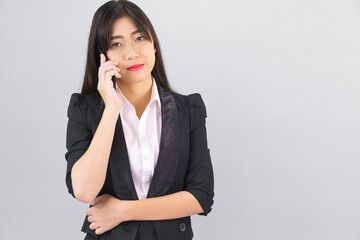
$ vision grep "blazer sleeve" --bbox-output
[185,93,215,216]
[64,93,92,198]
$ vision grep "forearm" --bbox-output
[71,108,119,203]
[125,191,204,221]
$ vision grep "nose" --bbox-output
[124,42,139,60]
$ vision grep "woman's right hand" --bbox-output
[97,53,123,113]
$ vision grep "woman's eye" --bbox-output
[112,42,121,48]
[136,36,144,41]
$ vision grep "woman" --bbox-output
[65,1,214,239]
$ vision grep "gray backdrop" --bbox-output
[1,0,360,239]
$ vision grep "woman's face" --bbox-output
[106,16,156,85]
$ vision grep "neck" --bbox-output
[116,75,153,108]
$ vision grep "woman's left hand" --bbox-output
[86,194,129,235]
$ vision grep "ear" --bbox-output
[154,48,157,53]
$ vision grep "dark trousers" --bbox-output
[135,221,158,240]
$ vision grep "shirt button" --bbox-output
[140,137,146,142]
[143,176,149,182]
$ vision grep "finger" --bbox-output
[95,227,104,235]
[99,65,119,86]
[99,62,120,71]
[86,208,92,216]
[111,68,121,78]
[98,55,105,85]
[87,215,94,222]
[98,68,103,88]
[99,54,117,66]
[101,65,121,73]
[105,69,121,81]
[100,60,119,69]
[90,222,101,231]
[100,53,105,66]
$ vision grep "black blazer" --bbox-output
[65,83,214,240]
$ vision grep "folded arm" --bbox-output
[124,191,204,221]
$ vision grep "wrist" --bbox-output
[120,200,136,222]
[104,107,120,118]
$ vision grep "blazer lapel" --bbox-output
[100,83,179,200]
[147,83,180,198]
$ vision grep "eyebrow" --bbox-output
[110,29,142,40]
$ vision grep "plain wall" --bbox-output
[0,0,360,239]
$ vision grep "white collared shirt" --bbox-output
[115,77,162,200]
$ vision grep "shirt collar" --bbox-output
[115,76,161,112]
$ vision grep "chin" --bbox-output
[119,75,148,84]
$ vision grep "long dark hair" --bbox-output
[81,0,176,95]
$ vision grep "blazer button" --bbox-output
[179,222,186,232]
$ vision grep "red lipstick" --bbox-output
[127,64,144,71]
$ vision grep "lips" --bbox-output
[127,64,144,71]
